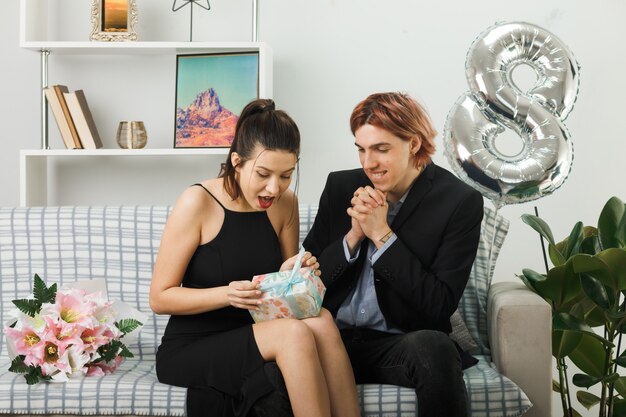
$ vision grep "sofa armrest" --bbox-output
[488,281,552,417]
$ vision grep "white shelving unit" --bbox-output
[20,149,230,206]
[19,0,272,206]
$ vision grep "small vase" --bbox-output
[116,121,147,149]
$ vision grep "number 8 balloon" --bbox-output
[444,21,580,209]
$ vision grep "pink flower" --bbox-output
[80,324,118,354]
[6,278,143,384]
[41,288,98,330]
[86,356,123,376]
[4,323,46,367]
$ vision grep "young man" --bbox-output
[303,92,484,416]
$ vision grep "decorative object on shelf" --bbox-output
[90,0,138,42]
[172,0,211,42]
[443,21,580,210]
[174,52,259,148]
[116,121,147,149]
[4,275,144,384]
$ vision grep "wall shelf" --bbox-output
[20,148,230,206]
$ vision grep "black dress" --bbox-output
[156,185,284,417]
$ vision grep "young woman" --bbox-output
[150,99,360,417]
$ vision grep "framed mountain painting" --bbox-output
[174,52,259,148]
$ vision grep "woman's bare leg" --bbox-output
[253,319,331,417]
[303,309,360,417]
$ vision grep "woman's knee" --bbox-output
[304,308,340,337]
[254,319,316,359]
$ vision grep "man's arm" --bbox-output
[373,190,484,325]
[302,173,352,288]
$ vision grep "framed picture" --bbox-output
[90,0,138,41]
[174,52,260,148]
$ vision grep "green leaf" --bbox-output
[522,213,556,245]
[614,377,626,398]
[116,319,142,335]
[522,213,566,265]
[522,268,546,283]
[23,366,48,385]
[598,196,625,250]
[571,253,615,290]
[596,249,626,291]
[517,273,537,293]
[614,356,626,368]
[553,312,613,347]
[618,204,626,247]
[8,356,29,374]
[614,399,626,417]
[572,373,601,388]
[580,273,611,309]
[568,334,609,378]
[564,407,584,417]
[553,330,582,359]
[549,244,567,267]
[32,274,56,305]
[565,222,585,259]
[535,263,582,308]
[98,340,122,363]
[12,299,40,317]
[117,344,134,358]
[24,372,40,385]
[580,234,601,256]
[576,390,600,410]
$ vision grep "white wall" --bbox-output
[2,2,625,415]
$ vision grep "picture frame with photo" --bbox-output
[174,51,260,148]
[90,0,138,41]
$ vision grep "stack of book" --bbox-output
[44,85,104,149]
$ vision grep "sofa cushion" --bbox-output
[457,206,510,356]
[359,356,531,417]
[0,357,186,415]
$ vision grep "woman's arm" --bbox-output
[149,186,260,315]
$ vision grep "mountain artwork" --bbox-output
[175,88,239,147]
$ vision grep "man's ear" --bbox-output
[231,152,242,171]
[410,139,421,155]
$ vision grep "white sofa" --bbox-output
[0,205,550,417]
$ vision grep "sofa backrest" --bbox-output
[0,204,508,360]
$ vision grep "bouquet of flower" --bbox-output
[4,274,143,384]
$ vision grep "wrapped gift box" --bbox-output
[249,267,326,322]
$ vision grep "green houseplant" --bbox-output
[520,196,626,417]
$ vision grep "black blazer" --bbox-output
[303,163,484,334]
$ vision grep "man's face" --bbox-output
[354,124,418,202]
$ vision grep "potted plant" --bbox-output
[520,196,626,417]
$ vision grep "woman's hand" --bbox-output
[227,280,262,310]
[280,251,321,276]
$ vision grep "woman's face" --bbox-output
[232,145,297,211]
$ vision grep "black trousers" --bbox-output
[186,362,293,417]
[341,327,468,417]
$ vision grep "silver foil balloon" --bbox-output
[444,21,580,208]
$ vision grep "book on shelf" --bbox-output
[43,86,80,149]
[52,85,82,149]
[62,89,103,149]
